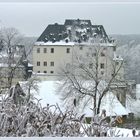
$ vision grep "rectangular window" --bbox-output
[80,46,83,50]
[37,48,40,53]
[50,71,54,74]
[101,71,104,75]
[44,61,47,66]
[100,63,105,69]
[44,71,47,73]
[37,61,40,66]
[92,53,96,57]
[37,71,40,73]
[89,63,93,69]
[66,48,70,53]
[50,61,54,66]
[44,48,47,53]
[101,52,105,56]
[51,48,54,53]
[113,46,116,51]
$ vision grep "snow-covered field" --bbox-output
[26,81,130,117]
[108,127,139,137]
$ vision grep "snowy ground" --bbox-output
[25,81,130,117]
[28,81,140,136]
[109,127,139,137]
[1,80,140,137]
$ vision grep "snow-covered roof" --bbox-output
[113,52,123,61]
[20,81,130,117]
[100,92,131,116]
[28,63,33,67]
[0,53,21,58]
[0,63,24,68]
[36,19,110,44]
[74,42,115,47]
[35,41,115,47]
[34,41,75,46]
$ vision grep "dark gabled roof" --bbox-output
[37,23,68,42]
[92,25,109,41]
[64,19,92,26]
[36,19,110,43]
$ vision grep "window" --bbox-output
[44,61,47,66]
[44,71,47,73]
[113,46,116,51]
[92,53,96,57]
[51,48,54,53]
[37,71,40,73]
[50,71,54,74]
[101,52,105,57]
[89,63,93,69]
[80,46,83,50]
[44,48,47,53]
[37,48,40,53]
[37,61,40,66]
[50,61,54,66]
[66,48,70,53]
[100,63,104,69]
[101,71,104,75]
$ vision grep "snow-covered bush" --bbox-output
[0,88,137,137]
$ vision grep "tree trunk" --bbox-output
[93,96,96,115]
[97,97,102,114]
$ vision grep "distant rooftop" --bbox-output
[37,19,114,44]
[64,19,92,26]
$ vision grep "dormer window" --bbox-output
[65,39,69,43]
[52,38,56,43]
[45,37,48,42]
[78,39,81,43]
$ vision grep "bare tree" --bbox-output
[0,27,32,88]
[21,75,41,103]
[58,43,124,115]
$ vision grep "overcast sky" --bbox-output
[0,1,140,36]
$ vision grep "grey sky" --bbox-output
[0,1,140,36]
